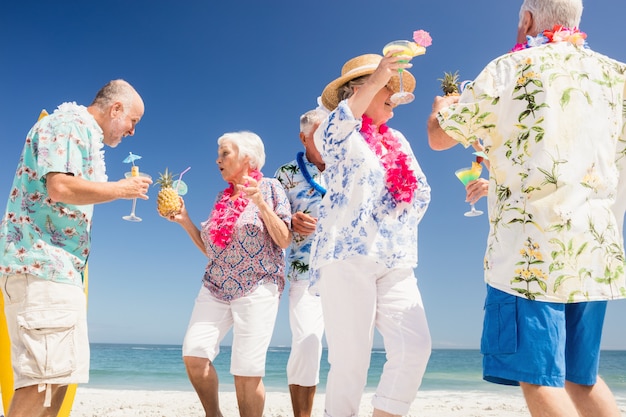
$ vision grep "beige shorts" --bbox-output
[1,274,89,389]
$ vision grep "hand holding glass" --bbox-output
[455,163,483,217]
[123,167,151,222]
[382,40,424,105]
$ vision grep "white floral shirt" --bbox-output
[437,42,626,302]
[0,103,106,287]
[310,100,430,282]
[275,153,325,282]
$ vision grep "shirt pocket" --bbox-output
[480,296,518,355]
[16,309,77,379]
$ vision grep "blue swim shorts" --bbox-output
[480,285,607,387]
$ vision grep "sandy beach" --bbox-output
[63,387,622,417]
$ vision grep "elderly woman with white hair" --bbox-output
[164,131,291,417]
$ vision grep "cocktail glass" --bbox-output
[382,40,425,105]
[123,167,151,222]
[455,163,483,217]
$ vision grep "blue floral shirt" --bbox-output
[275,153,325,282]
[310,101,430,280]
[0,103,107,287]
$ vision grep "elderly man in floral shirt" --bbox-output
[0,79,149,416]
[427,1,626,416]
[275,108,327,417]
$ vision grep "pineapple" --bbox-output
[156,168,182,217]
[439,71,460,96]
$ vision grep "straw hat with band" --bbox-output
[321,53,416,111]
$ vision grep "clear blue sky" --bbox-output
[1,0,625,349]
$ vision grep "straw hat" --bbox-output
[321,53,416,111]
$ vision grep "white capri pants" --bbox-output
[317,256,431,417]
[286,280,324,386]
[182,283,280,376]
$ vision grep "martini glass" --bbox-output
[455,163,483,217]
[382,40,424,105]
[123,167,151,222]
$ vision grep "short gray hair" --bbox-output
[519,0,583,33]
[217,131,266,171]
[91,79,137,115]
[299,109,326,135]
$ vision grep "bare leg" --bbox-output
[520,382,580,417]
[184,356,223,417]
[289,384,316,417]
[234,375,265,417]
[372,408,399,417]
[7,384,67,417]
[565,377,621,417]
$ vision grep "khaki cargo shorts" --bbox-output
[1,274,89,389]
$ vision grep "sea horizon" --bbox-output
[84,343,626,395]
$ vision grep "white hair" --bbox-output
[519,0,583,33]
[217,131,266,171]
[299,109,326,136]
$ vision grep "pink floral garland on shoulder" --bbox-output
[360,115,418,203]
[208,169,263,248]
[511,25,587,52]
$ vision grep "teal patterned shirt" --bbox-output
[0,103,106,287]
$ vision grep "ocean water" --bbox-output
[87,343,626,395]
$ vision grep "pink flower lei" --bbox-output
[360,115,418,203]
[511,25,587,52]
[208,169,263,248]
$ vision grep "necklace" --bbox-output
[360,115,417,203]
[207,169,263,248]
[512,25,587,52]
[296,152,326,197]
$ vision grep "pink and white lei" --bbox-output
[360,115,418,203]
[208,169,263,248]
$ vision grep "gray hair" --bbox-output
[299,109,326,135]
[217,131,266,171]
[90,79,137,115]
[337,75,370,106]
[519,0,583,33]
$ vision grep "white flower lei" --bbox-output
[57,102,108,182]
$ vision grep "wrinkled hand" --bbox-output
[120,176,152,200]
[466,178,489,204]
[238,175,263,207]
[368,52,413,90]
[162,197,188,224]
[291,211,317,236]
[431,94,460,114]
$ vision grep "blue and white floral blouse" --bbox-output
[310,100,430,281]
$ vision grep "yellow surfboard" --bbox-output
[0,109,88,417]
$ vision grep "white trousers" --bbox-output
[286,280,324,386]
[318,257,431,417]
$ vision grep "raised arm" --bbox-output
[46,172,152,205]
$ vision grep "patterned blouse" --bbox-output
[0,103,106,287]
[275,153,325,282]
[310,100,430,281]
[199,177,291,301]
[437,42,626,303]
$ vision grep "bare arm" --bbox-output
[426,95,461,150]
[240,176,291,249]
[347,52,412,119]
[164,198,207,257]
[46,172,152,205]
